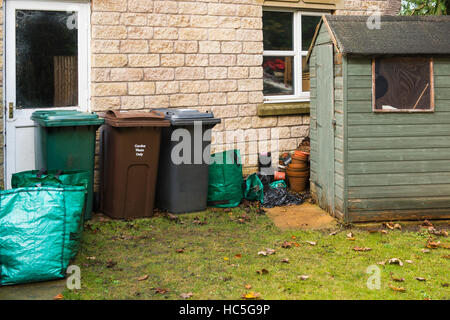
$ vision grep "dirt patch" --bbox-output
[266,203,337,230]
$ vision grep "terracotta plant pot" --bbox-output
[288,162,309,171]
[291,154,308,164]
[286,168,309,193]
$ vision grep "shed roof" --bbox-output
[313,15,450,55]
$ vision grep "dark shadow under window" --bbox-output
[373,57,434,112]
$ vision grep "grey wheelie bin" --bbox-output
[154,109,221,213]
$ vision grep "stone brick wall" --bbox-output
[90,0,300,175]
[335,0,401,15]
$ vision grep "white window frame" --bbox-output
[263,9,326,104]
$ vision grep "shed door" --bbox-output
[316,44,335,213]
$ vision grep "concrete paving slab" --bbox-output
[266,203,337,230]
[0,279,66,300]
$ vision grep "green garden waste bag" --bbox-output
[244,173,264,203]
[208,150,244,208]
[12,169,89,191]
[0,186,86,286]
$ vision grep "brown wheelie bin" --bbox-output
[99,110,170,219]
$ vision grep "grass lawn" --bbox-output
[64,205,449,300]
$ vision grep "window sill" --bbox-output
[257,101,310,117]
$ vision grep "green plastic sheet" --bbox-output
[208,150,244,208]
[244,173,264,203]
[0,186,86,286]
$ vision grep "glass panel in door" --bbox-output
[15,10,78,108]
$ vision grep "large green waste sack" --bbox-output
[244,173,264,203]
[11,170,89,259]
[0,186,86,286]
[12,169,90,222]
[208,150,244,208]
[12,169,89,192]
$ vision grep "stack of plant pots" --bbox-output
[286,150,310,193]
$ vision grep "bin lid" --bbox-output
[154,108,221,126]
[100,110,171,127]
[31,110,105,127]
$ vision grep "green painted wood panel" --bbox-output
[316,43,335,213]
[349,184,450,198]
[348,124,450,138]
[348,208,450,222]
[348,172,450,187]
[348,136,450,150]
[349,148,450,162]
[348,160,450,174]
[348,196,450,210]
[348,111,450,124]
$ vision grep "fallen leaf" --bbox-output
[306,241,317,246]
[383,222,395,230]
[298,275,310,281]
[180,292,193,299]
[258,251,267,256]
[353,246,372,252]
[422,249,431,253]
[291,235,297,240]
[281,258,290,264]
[281,241,292,249]
[390,274,405,282]
[242,292,261,300]
[388,258,404,266]
[442,283,449,287]
[393,223,402,230]
[244,284,252,290]
[265,248,276,255]
[53,293,64,300]
[426,240,441,249]
[86,256,96,260]
[405,260,413,264]
[443,255,450,259]
[234,254,242,259]
[377,260,386,266]
[223,257,229,261]
[380,230,388,235]
[346,232,354,238]
[389,285,406,292]
[416,277,427,282]
[176,249,185,253]
[329,231,339,236]
[137,275,149,281]
[154,288,169,294]
[293,242,301,247]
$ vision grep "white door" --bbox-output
[4,0,89,188]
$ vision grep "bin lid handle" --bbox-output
[104,110,166,120]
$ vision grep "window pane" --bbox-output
[374,57,432,111]
[16,10,78,109]
[302,15,321,51]
[263,11,293,51]
[263,56,294,96]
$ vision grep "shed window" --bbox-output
[263,10,322,103]
[373,57,434,112]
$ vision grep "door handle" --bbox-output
[8,102,14,119]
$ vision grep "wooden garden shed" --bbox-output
[308,15,450,222]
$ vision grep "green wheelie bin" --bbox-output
[31,110,104,219]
